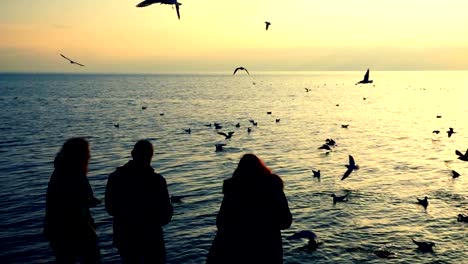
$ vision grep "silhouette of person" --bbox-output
[206,154,292,264]
[105,140,173,263]
[44,137,101,263]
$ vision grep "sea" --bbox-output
[0,71,467,263]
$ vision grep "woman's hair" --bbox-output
[232,154,272,179]
[55,137,90,174]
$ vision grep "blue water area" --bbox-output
[0,72,467,263]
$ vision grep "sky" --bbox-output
[1,0,468,73]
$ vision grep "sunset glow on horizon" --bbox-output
[1,0,468,73]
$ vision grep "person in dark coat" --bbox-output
[105,140,173,263]
[44,137,101,263]
[206,154,293,264]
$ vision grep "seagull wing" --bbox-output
[175,3,180,19]
[348,155,355,167]
[364,69,370,82]
[74,61,85,67]
[455,150,463,157]
[465,149,468,156]
[341,168,352,180]
[60,54,72,62]
[244,68,250,75]
[233,68,239,75]
[217,132,228,137]
[136,0,159,7]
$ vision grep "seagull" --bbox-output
[235,123,240,128]
[312,169,320,179]
[142,106,147,110]
[265,21,271,31]
[331,193,349,204]
[341,124,349,128]
[457,214,468,222]
[455,149,468,161]
[183,128,191,134]
[247,127,252,133]
[452,170,460,178]
[447,127,456,138]
[412,238,435,252]
[305,88,310,92]
[214,123,223,129]
[355,68,373,85]
[233,67,250,75]
[417,196,429,209]
[436,115,442,118]
[341,155,358,180]
[60,54,85,66]
[318,144,332,151]
[267,111,272,115]
[374,248,395,258]
[218,131,234,139]
[287,231,320,250]
[114,123,120,128]
[432,130,440,134]
[325,138,336,146]
[215,143,226,152]
[275,119,280,123]
[136,0,182,20]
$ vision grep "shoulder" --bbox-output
[269,173,284,189]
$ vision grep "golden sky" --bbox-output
[1,0,468,73]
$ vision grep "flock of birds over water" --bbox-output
[53,1,468,260]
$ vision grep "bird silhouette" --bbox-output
[325,138,336,146]
[183,128,191,134]
[412,238,435,252]
[452,170,460,178]
[235,123,240,128]
[457,214,468,222]
[136,0,182,20]
[287,231,320,250]
[417,196,429,209]
[312,169,320,179]
[447,127,456,138]
[215,143,226,152]
[341,155,358,180]
[265,21,271,31]
[233,67,250,75]
[374,248,395,258]
[247,127,252,133]
[432,130,440,134]
[305,88,310,92]
[218,131,234,139]
[341,124,349,128]
[331,192,349,204]
[275,119,280,123]
[355,68,373,85]
[318,144,332,151]
[60,54,84,66]
[114,123,120,128]
[455,149,468,161]
[436,115,442,118]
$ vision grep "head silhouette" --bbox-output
[233,154,272,180]
[56,137,90,174]
[131,140,153,165]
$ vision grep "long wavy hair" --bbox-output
[54,137,90,175]
[232,154,272,180]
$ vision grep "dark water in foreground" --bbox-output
[0,72,467,263]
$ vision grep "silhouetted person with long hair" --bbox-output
[105,140,173,263]
[206,154,292,264]
[44,137,101,263]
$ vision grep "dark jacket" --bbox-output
[44,157,97,245]
[105,160,173,252]
[207,174,292,264]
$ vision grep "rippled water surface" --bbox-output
[0,72,467,263]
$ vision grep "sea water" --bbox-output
[0,71,467,263]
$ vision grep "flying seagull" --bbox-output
[60,54,84,66]
[265,21,271,31]
[312,169,320,179]
[342,155,358,180]
[447,127,456,138]
[136,0,182,20]
[233,67,250,75]
[218,131,234,139]
[331,193,349,204]
[355,68,373,85]
[455,149,468,161]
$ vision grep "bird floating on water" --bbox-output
[215,143,226,152]
[312,169,320,179]
[275,119,280,123]
[235,123,240,128]
[455,149,468,161]
[60,54,84,66]
[265,21,271,31]
[331,193,349,204]
[417,196,429,209]
[457,214,468,222]
[114,123,120,128]
[355,68,373,85]
[287,231,320,250]
[342,155,358,180]
[233,67,250,75]
[136,0,182,20]
[412,238,435,252]
[183,128,191,134]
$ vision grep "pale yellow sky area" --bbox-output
[1,0,468,73]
